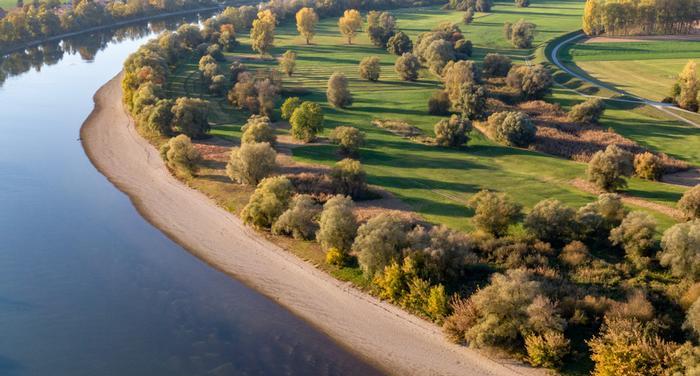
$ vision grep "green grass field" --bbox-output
[167,1,688,233]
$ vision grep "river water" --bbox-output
[0,14,381,376]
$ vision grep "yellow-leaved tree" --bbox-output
[677,61,699,111]
[296,7,318,44]
[251,10,276,56]
[338,9,362,45]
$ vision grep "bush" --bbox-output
[280,97,301,120]
[145,99,174,136]
[290,101,324,142]
[160,134,201,176]
[454,83,487,120]
[463,8,475,24]
[406,225,478,283]
[366,11,396,47]
[279,50,296,77]
[634,152,663,181]
[525,332,570,369]
[226,142,277,185]
[241,176,293,229]
[504,19,536,48]
[354,214,410,276]
[568,98,605,123]
[329,126,365,156]
[241,115,276,146]
[679,185,700,220]
[325,247,347,266]
[515,0,530,7]
[428,90,451,115]
[331,158,367,198]
[171,97,210,139]
[387,31,413,55]
[560,241,591,267]
[507,64,553,100]
[443,297,479,344]
[467,190,522,236]
[659,220,700,280]
[426,284,449,322]
[443,60,480,102]
[327,72,353,108]
[525,199,577,244]
[272,194,320,240]
[208,74,227,95]
[609,211,657,268]
[359,56,381,81]
[425,39,456,75]
[394,52,420,81]
[576,193,627,241]
[434,115,471,147]
[685,297,700,337]
[317,195,357,253]
[482,53,512,77]
[487,111,536,147]
[587,145,634,192]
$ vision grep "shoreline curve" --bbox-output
[80,72,544,376]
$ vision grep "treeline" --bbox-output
[0,0,215,51]
[583,0,700,36]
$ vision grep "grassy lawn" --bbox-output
[169,1,686,233]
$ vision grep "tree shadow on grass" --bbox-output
[624,188,682,204]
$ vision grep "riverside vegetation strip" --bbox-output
[114,0,700,374]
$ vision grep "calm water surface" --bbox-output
[0,17,382,376]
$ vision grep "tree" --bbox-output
[425,39,455,75]
[482,53,512,77]
[250,10,275,56]
[679,185,700,220]
[454,83,487,120]
[327,72,353,108]
[241,114,276,146]
[218,25,238,52]
[568,98,605,123]
[272,194,321,240]
[331,158,367,198]
[226,142,277,185]
[634,152,662,181]
[290,101,324,142]
[487,111,536,147]
[317,195,358,253]
[329,126,365,156]
[280,96,301,120]
[686,297,700,337]
[463,7,475,24]
[676,60,699,111]
[209,75,227,95]
[504,19,536,48]
[295,7,318,45]
[359,56,381,81]
[434,115,471,147]
[387,31,412,55]
[428,90,450,115]
[279,50,296,77]
[241,176,293,229]
[145,99,174,136]
[366,11,396,47]
[659,220,700,280]
[160,134,201,176]
[467,190,522,236]
[171,97,209,139]
[443,60,480,105]
[525,199,577,244]
[394,52,420,81]
[515,0,530,7]
[338,9,362,45]
[354,213,410,276]
[587,145,634,192]
[507,64,553,99]
[475,0,493,11]
[609,211,657,268]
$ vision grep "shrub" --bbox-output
[606,291,655,323]
[426,284,449,322]
[577,195,626,242]
[482,53,512,77]
[487,111,536,147]
[327,72,352,108]
[229,60,247,82]
[434,115,471,147]
[280,96,301,120]
[272,194,320,240]
[386,31,412,55]
[226,142,277,185]
[454,83,487,120]
[317,195,357,253]
[685,297,700,337]
[241,176,293,229]
[659,220,700,280]
[428,90,451,115]
[515,0,530,7]
[443,60,480,102]
[241,115,276,146]
[559,241,591,267]
[504,19,536,48]
[206,44,224,61]
[609,212,657,268]
[454,39,473,59]
[329,126,365,156]
[359,56,381,81]
[366,10,396,47]
[568,98,605,123]
[406,225,478,283]
[507,64,553,100]
[373,259,413,303]
[209,74,227,95]
[634,152,663,181]
[525,199,577,244]
[443,297,479,344]
[467,190,522,236]
[279,50,296,77]
[679,185,700,220]
[525,332,570,369]
[330,158,367,198]
[325,247,347,266]
[145,99,174,136]
[160,134,201,176]
[394,52,420,81]
[425,39,456,75]
[587,145,634,192]
[290,101,324,142]
[171,97,210,139]
[354,214,410,276]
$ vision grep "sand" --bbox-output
[81,72,544,376]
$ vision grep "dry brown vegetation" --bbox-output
[372,118,434,144]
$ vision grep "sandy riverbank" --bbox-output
[80,72,544,376]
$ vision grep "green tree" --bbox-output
[587,145,634,192]
[327,72,353,108]
[387,31,412,55]
[331,158,367,198]
[359,56,381,81]
[226,142,277,185]
[241,176,293,229]
[467,190,522,236]
[434,115,471,147]
[317,195,358,253]
[290,101,324,142]
[280,96,301,120]
[394,52,420,81]
[171,97,209,139]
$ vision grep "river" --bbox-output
[0,13,381,376]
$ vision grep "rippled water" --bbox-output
[0,15,381,376]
